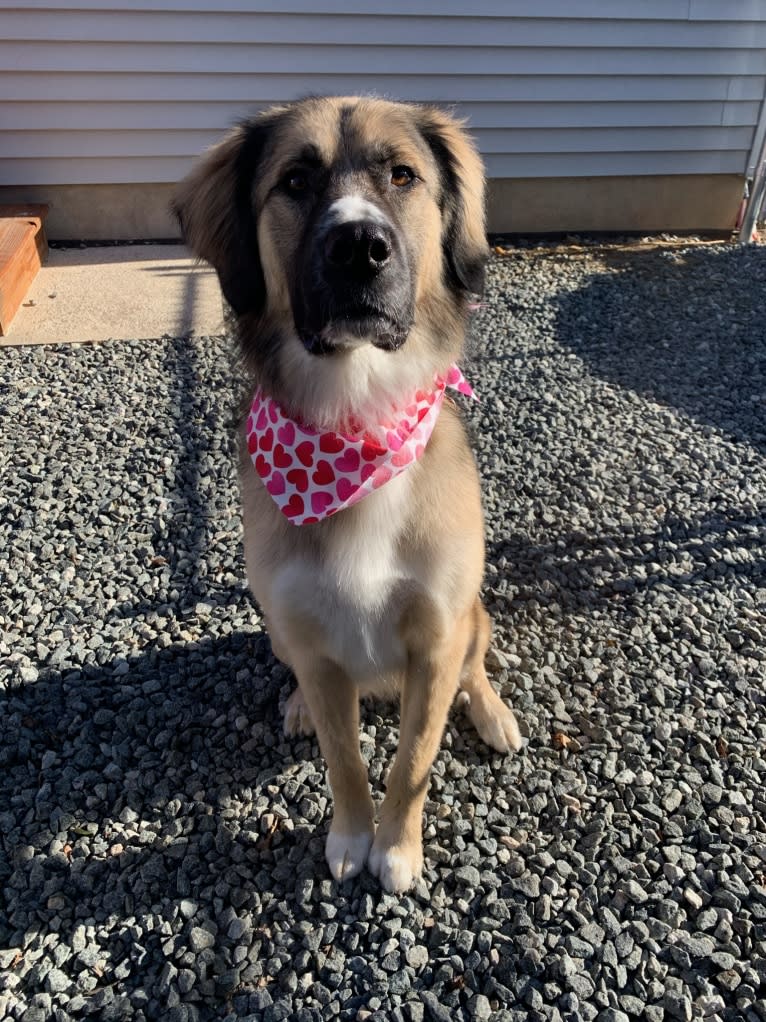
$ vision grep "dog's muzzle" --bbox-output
[294,207,414,356]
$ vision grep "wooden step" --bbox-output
[0,204,49,336]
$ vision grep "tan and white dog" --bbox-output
[173,96,521,893]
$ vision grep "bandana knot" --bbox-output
[246,363,475,525]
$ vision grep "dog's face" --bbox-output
[174,97,487,425]
[262,99,438,356]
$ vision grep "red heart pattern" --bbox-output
[284,494,304,517]
[336,448,360,473]
[295,441,315,467]
[336,477,356,502]
[266,471,286,496]
[286,467,309,492]
[278,421,295,446]
[311,491,334,515]
[245,364,475,525]
[273,444,291,468]
[312,459,334,486]
[361,440,384,461]
[320,433,344,454]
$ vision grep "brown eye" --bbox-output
[391,166,414,187]
[284,171,308,195]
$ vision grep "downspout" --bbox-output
[739,77,766,243]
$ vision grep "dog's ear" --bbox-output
[172,114,280,316]
[416,106,489,296]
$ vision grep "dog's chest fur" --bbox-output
[270,472,415,684]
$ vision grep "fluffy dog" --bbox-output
[173,96,521,893]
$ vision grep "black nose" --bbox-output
[324,221,392,276]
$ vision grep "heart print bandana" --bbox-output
[246,364,475,525]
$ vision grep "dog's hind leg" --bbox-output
[458,599,522,754]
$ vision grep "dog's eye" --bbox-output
[390,166,414,188]
[284,171,308,195]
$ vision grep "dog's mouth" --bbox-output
[297,307,410,356]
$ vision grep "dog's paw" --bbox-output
[283,687,315,737]
[368,835,423,894]
[325,827,374,883]
[466,690,522,754]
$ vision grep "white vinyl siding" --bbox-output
[1,1,764,188]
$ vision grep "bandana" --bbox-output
[246,364,475,525]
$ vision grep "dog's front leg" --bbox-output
[368,612,470,893]
[294,658,375,882]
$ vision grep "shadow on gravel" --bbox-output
[552,244,766,454]
[101,335,246,625]
[487,504,765,614]
[0,633,331,996]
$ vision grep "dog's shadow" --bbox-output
[2,627,304,806]
[1,632,334,977]
[1,626,520,1013]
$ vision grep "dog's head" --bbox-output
[173,97,487,421]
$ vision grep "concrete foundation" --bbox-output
[0,174,745,241]
[488,174,744,235]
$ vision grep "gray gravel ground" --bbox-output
[2,240,766,1022]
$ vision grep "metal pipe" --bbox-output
[740,162,766,243]
[739,80,766,244]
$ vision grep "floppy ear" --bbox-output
[416,107,489,295]
[171,115,278,316]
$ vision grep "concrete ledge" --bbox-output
[0,173,745,241]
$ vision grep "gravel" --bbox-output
[2,239,765,1022]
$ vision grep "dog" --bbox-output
[173,96,521,893]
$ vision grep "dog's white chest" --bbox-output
[271,474,412,681]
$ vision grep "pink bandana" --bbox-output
[246,364,475,525]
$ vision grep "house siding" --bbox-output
[1,1,763,233]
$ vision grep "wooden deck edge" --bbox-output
[0,205,49,336]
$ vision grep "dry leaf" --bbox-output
[256,815,280,851]
[552,731,572,749]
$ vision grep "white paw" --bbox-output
[325,828,373,883]
[467,693,522,754]
[283,687,315,737]
[368,839,423,894]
